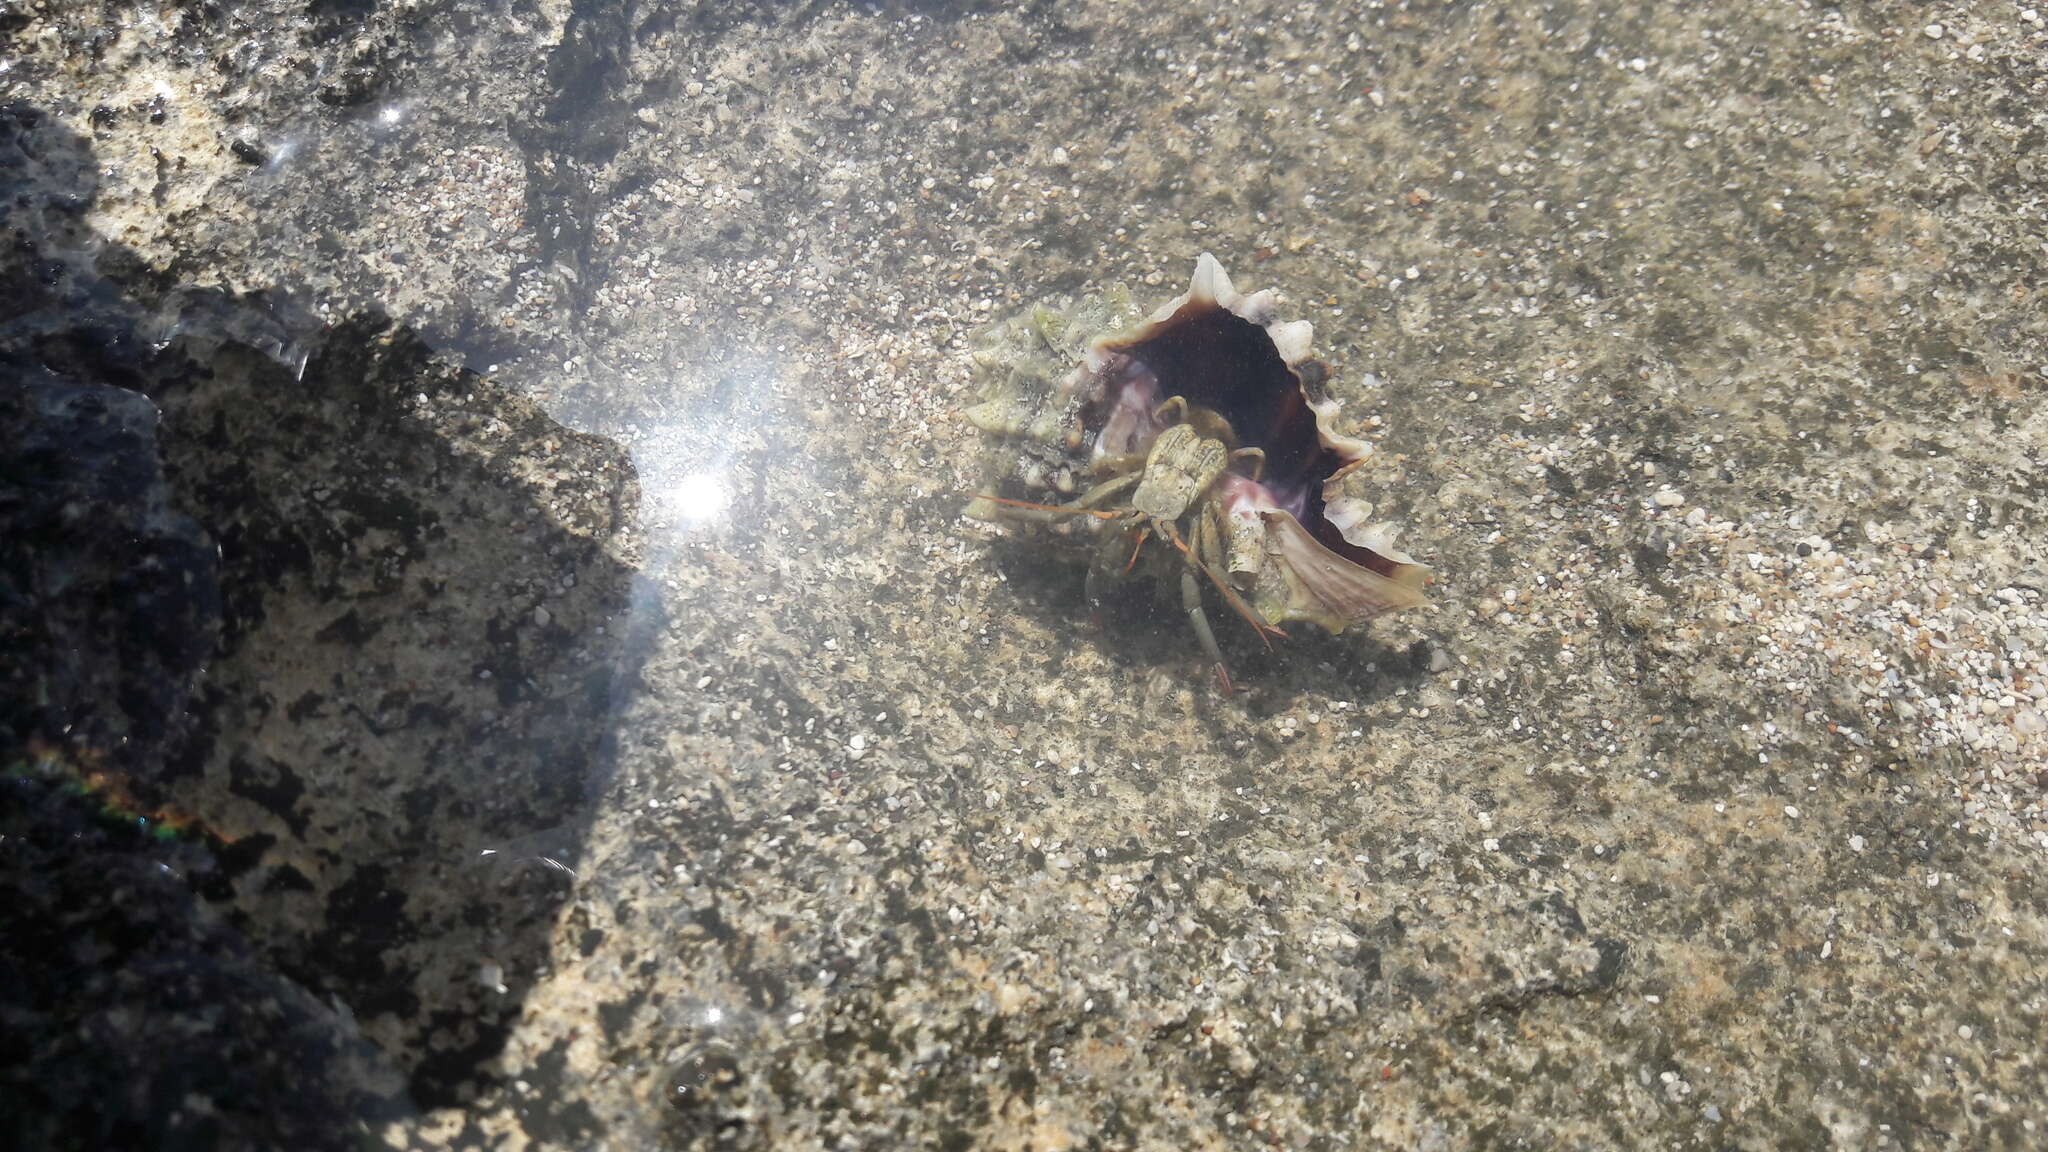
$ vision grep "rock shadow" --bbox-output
[1,101,652,1145]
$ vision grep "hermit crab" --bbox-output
[963,253,1430,688]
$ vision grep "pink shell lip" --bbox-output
[1217,472,1415,586]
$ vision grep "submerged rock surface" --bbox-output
[5,2,2048,1149]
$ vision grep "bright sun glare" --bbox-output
[669,470,729,523]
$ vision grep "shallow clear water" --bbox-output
[5,2,2048,1148]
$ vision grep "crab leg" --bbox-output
[1070,472,1142,509]
[1199,500,1232,572]
[1181,564,1233,693]
[1195,504,1285,641]
[1188,512,1276,655]
[1163,520,1285,651]
[1087,451,1148,477]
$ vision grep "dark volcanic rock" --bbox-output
[2,96,648,1145]
[0,768,408,1152]
[0,367,220,784]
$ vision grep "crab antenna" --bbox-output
[972,494,1122,520]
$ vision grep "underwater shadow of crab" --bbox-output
[964,253,1431,689]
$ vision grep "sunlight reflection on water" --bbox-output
[665,469,732,524]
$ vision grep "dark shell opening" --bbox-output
[1084,298,1401,577]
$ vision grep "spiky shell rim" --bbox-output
[1082,253,1380,488]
